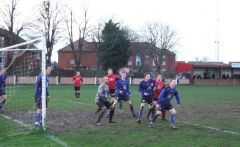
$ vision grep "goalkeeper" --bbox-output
[34,66,52,128]
[95,76,115,126]
[0,68,7,113]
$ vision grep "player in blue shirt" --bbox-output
[34,66,52,128]
[137,73,155,123]
[112,70,136,117]
[149,79,180,129]
[0,68,7,113]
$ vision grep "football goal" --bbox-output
[0,38,47,135]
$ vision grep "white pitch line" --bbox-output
[45,134,68,147]
[0,114,33,129]
[0,114,68,147]
[181,121,240,135]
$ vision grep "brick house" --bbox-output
[0,28,40,71]
[58,40,98,70]
[58,40,176,73]
[128,42,176,73]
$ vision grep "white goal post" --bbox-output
[0,38,47,130]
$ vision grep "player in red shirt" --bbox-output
[106,68,119,100]
[104,68,119,117]
[72,71,83,101]
[153,74,165,102]
[151,74,166,120]
[147,74,165,120]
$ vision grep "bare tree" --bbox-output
[65,8,89,71]
[0,0,31,44]
[36,0,64,66]
[65,10,77,69]
[122,27,139,42]
[90,22,103,73]
[143,22,178,73]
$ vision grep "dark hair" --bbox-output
[144,73,150,77]
[156,74,162,77]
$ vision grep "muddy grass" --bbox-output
[178,104,240,118]
[3,103,240,133]
[46,109,137,133]
[4,108,137,133]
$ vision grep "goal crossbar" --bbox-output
[0,38,42,51]
[0,48,43,51]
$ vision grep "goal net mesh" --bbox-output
[0,39,43,136]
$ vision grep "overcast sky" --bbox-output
[2,0,240,63]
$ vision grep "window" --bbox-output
[162,61,166,65]
[70,59,75,65]
[163,55,166,59]
[161,68,166,72]
[36,53,41,60]
[28,62,33,70]
[152,60,156,66]
[0,37,4,48]
[128,60,132,66]
[0,52,3,68]
[136,55,141,66]
[0,57,2,68]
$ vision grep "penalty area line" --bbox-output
[0,113,33,129]
[0,113,68,147]
[180,121,240,135]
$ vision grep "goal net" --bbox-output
[0,38,47,136]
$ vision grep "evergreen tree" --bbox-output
[99,20,131,72]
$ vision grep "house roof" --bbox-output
[58,40,97,52]
[129,42,175,55]
[58,40,176,56]
[0,28,37,48]
[0,28,25,43]
[189,61,230,68]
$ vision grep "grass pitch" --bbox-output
[0,84,240,147]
